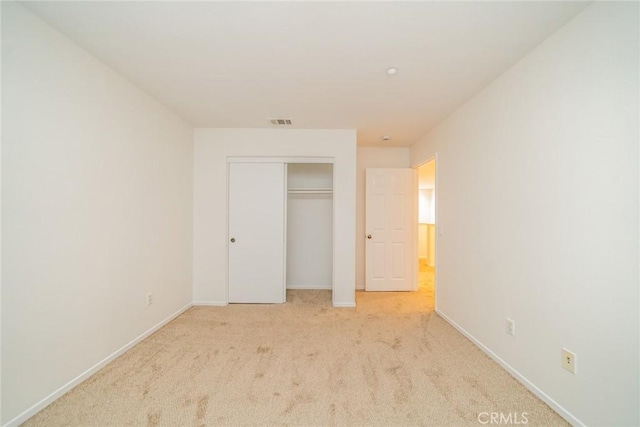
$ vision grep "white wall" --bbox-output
[193,129,356,306]
[418,188,434,264]
[1,3,193,424]
[410,3,639,426]
[418,224,428,260]
[287,163,333,190]
[356,147,409,289]
[287,195,333,289]
[418,188,434,224]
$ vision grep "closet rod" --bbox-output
[287,188,333,194]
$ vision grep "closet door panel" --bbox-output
[228,163,285,303]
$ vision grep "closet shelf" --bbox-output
[287,188,333,194]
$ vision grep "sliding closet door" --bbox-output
[228,163,286,303]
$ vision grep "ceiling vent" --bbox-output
[269,118,293,126]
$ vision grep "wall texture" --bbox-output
[193,128,356,306]
[2,3,194,423]
[410,3,639,425]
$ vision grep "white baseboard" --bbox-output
[3,303,192,427]
[192,300,228,306]
[332,301,356,308]
[435,309,585,427]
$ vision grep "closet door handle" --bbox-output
[230,238,236,243]
[367,235,372,239]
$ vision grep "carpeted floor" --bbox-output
[24,266,567,426]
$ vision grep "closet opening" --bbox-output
[227,157,335,305]
[286,163,334,293]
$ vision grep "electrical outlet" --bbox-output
[506,318,515,336]
[146,293,153,306]
[561,348,576,374]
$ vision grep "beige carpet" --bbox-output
[24,269,567,426]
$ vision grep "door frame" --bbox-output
[415,154,438,309]
[226,156,335,304]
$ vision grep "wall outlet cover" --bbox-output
[506,318,515,336]
[561,348,576,374]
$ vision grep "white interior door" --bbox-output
[228,162,286,303]
[365,168,416,291]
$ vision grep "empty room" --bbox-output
[2,1,638,426]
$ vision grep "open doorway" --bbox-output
[417,159,436,309]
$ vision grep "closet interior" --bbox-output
[286,163,333,290]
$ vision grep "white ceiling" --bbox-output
[22,1,589,147]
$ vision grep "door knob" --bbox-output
[367,235,372,239]
[230,238,236,243]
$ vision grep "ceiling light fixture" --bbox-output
[381,136,391,141]
[386,67,398,75]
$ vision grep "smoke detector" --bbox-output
[269,118,293,126]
